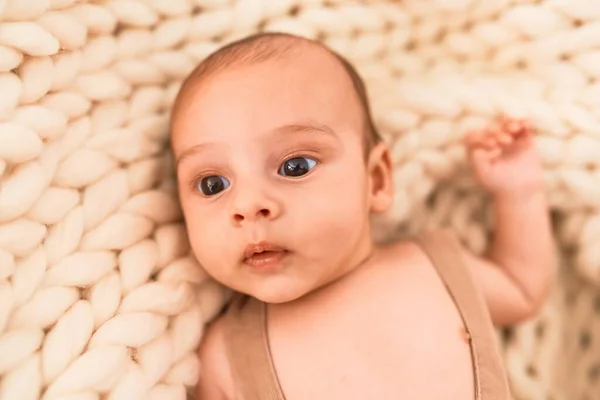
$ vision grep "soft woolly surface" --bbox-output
[0,0,599,399]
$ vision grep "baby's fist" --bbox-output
[465,117,544,197]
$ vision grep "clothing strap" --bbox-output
[222,293,285,400]
[415,229,511,400]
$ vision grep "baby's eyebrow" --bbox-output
[269,122,338,143]
[175,143,215,168]
[175,122,337,167]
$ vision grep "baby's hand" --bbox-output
[465,116,544,197]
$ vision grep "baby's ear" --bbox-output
[367,141,393,213]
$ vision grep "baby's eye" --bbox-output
[197,175,230,196]
[278,157,317,177]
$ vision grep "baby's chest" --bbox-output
[267,266,476,399]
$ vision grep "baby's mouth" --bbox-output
[243,242,289,270]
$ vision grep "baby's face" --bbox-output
[172,49,385,303]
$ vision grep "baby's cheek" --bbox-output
[303,189,367,250]
[186,217,230,270]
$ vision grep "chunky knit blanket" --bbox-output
[0,1,598,399]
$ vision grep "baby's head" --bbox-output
[170,33,393,303]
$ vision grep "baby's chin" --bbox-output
[232,274,316,304]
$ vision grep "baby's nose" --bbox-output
[230,188,281,224]
[233,207,272,223]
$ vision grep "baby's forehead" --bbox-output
[179,38,352,99]
[170,35,370,153]
[219,48,348,93]
[181,58,358,126]
[175,46,354,115]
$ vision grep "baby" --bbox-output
[169,33,556,400]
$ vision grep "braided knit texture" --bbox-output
[0,0,599,399]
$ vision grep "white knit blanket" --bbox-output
[0,1,599,399]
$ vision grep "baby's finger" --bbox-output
[484,135,500,149]
[488,147,502,160]
[504,119,523,134]
[487,124,502,138]
[512,130,533,148]
[466,131,492,149]
[470,148,492,165]
[496,115,510,127]
[517,119,534,137]
[521,119,533,134]
[495,132,514,146]
[464,130,479,144]
[507,119,532,138]
[470,147,502,169]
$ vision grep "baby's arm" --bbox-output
[461,118,556,326]
[197,318,235,400]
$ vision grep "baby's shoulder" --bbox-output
[346,238,439,292]
[373,237,431,268]
[373,229,463,268]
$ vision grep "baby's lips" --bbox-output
[242,241,286,260]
